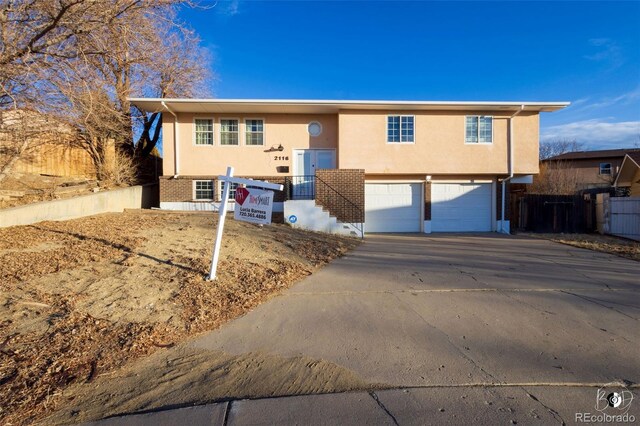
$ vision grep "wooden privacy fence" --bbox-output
[512,194,597,233]
[596,194,640,241]
[2,142,97,177]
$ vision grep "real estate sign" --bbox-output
[234,187,274,225]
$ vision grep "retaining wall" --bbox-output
[0,184,158,228]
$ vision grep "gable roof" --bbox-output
[129,98,569,114]
[546,148,640,161]
[614,152,640,187]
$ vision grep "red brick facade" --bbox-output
[315,169,365,223]
[159,175,288,203]
[424,182,432,221]
[159,176,207,202]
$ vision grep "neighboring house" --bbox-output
[542,148,640,191]
[614,152,640,196]
[130,98,568,236]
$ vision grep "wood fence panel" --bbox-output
[514,194,595,233]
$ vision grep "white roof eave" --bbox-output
[129,98,570,114]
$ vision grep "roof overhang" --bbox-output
[129,98,570,114]
[614,154,640,187]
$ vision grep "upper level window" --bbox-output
[465,116,493,143]
[245,119,264,146]
[387,115,414,143]
[194,180,214,200]
[194,118,214,145]
[220,119,239,146]
[599,163,612,175]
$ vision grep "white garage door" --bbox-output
[365,183,422,232]
[431,183,492,232]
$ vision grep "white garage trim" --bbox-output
[431,182,494,232]
[365,182,423,233]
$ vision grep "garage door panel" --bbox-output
[431,183,492,232]
[365,183,422,233]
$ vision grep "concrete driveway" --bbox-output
[95,234,640,425]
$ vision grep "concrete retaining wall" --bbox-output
[0,184,158,228]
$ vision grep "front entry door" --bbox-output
[293,149,336,198]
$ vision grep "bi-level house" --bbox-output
[130,99,568,237]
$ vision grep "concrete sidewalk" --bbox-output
[88,386,639,425]
[81,234,639,425]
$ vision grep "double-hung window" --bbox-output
[219,181,238,201]
[194,118,214,145]
[387,115,414,143]
[599,163,612,175]
[465,116,493,143]
[194,180,214,200]
[220,119,239,146]
[245,119,264,146]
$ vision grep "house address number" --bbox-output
[274,156,289,161]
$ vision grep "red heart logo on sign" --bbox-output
[235,187,249,205]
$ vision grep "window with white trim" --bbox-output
[599,163,612,175]
[218,181,238,201]
[465,116,493,143]
[194,118,214,145]
[194,180,214,200]
[220,119,239,146]
[245,119,264,146]
[387,115,414,143]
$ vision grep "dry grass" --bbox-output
[520,233,640,261]
[0,210,359,424]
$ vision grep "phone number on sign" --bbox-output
[237,209,267,220]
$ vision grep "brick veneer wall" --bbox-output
[159,175,287,222]
[315,169,365,223]
[424,182,432,221]
[159,176,288,202]
[159,176,207,202]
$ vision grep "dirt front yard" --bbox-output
[0,210,359,424]
[520,232,640,261]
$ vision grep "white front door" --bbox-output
[293,149,335,198]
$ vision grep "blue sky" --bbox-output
[179,1,640,150]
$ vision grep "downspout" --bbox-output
[161,101,179,178]
[499,104,525,233]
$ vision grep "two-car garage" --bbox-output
[364,182,493,233]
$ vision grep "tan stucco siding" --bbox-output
[163,110,541,177]
[338,110,539,175]
[162,113,337,176]
[162,113,176,175]
[515,113,540,174]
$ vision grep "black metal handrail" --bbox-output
[313,175,364,238]
[284,175,364,238]
[285,175,316,200]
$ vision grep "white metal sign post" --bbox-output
[208,166,284,281]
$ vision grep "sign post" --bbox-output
[208,167,284,280]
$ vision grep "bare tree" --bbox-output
[539,138,583,160]
[133,24,212,157]
[528,161,581,195]
[1,0,211,183]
